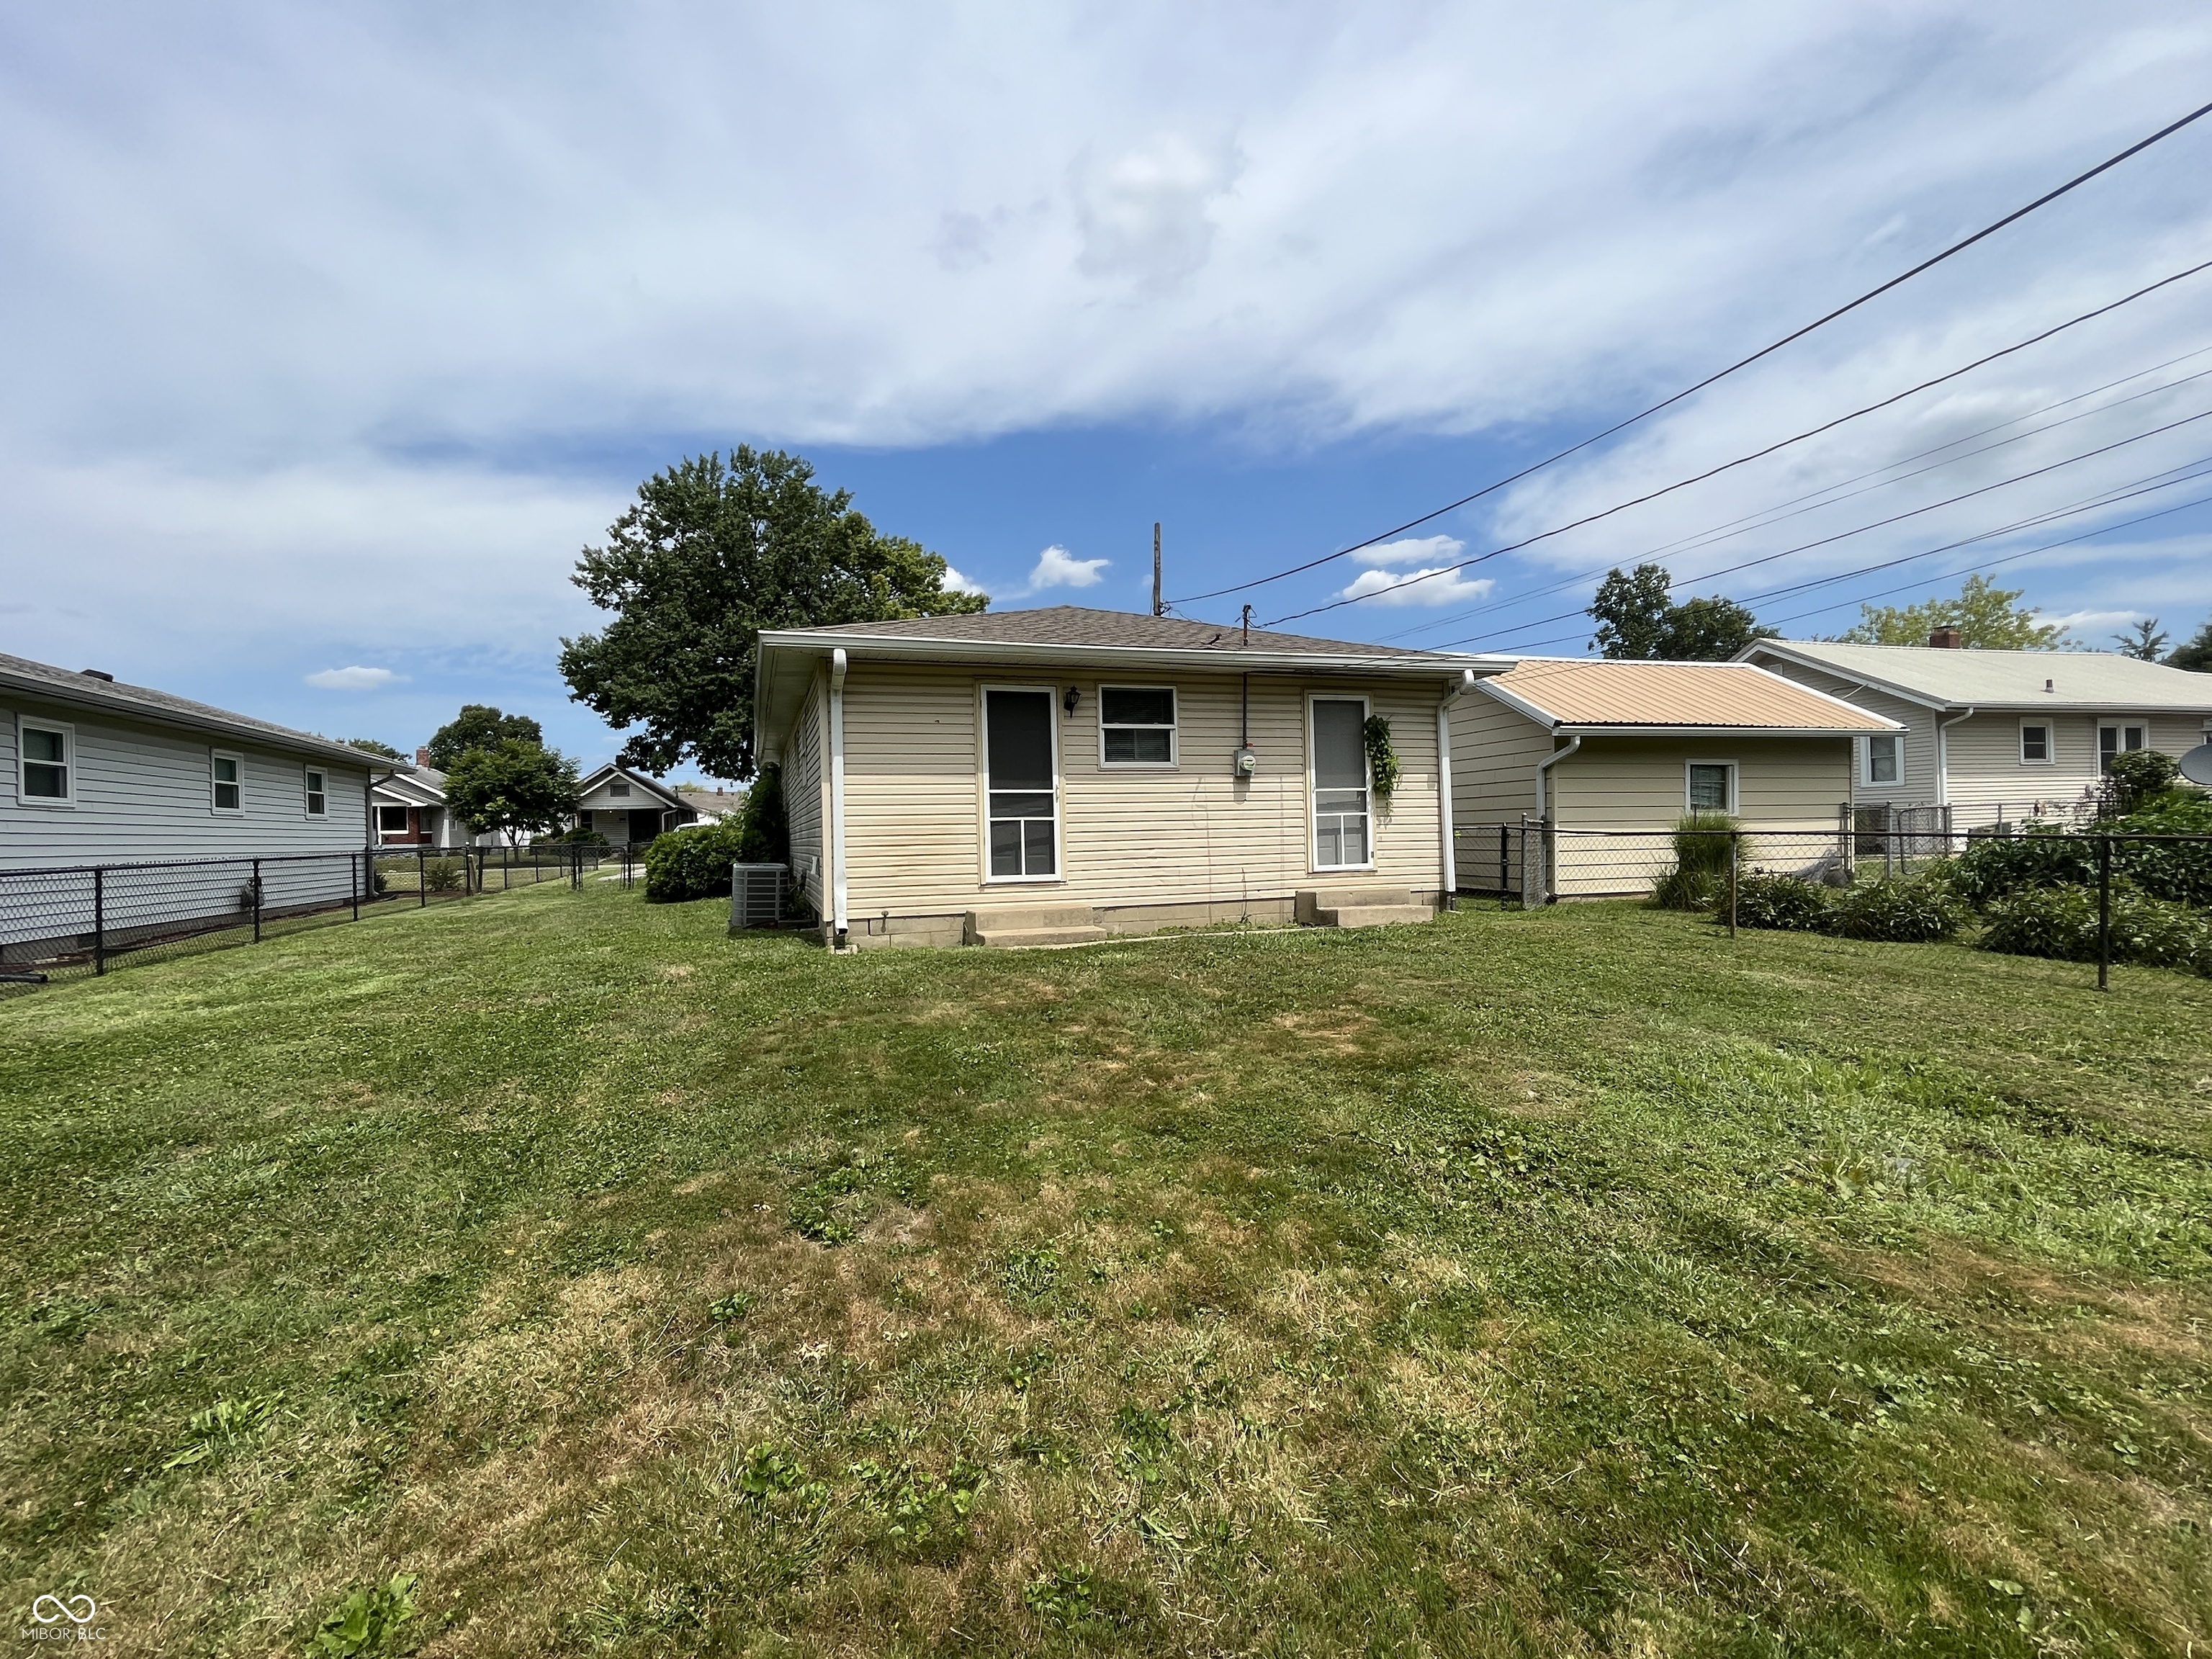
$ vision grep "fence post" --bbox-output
[2097,834,2111,993]
[351,850,360,922]
[1498,824,1508,910]
[94,867,106,976]
[1727,832,1739,939]
[418,848,426,907]
[252,857,262,943]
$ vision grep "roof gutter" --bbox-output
[1535,732,1581,822]
[828,648,850,948]
[1437,668,1478,900]
[752,630,1511,678]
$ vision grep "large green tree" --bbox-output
[1588,564,1771,660]
[425,705,544,770]
[442,740,580,848]
[2167,616,2212,673]
[1840,575,2062,649]
[559,448,987,779]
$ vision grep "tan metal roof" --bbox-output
[1483,658,1899,732]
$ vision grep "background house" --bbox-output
[572,763,696,849]
[752,607,1510,948]
[1449,657,1898,898]
[1737,636,2212,829]
[370,750,503,848]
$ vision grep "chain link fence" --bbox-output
[1,844,608,986]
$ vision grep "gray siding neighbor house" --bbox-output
[572,763,698,849]
[1737,637,2212,828]
[1,652,378,869]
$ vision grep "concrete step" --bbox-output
[971,925,1110,949]
[966,904,1103,946]
[1315,904,1434,930]
[1295,887,1416,925]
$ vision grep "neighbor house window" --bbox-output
[211,751,243,813]
[1310,697,1371,869]
[1863,734,1901,787]
[2098,723,2146,772]
[610,780,630,797]
[577,810,594,832]
[984,687,1058,879]
[304,768,327,816]
[1099,685,1177,765]
[18,719,73,804]
[1687,761,1736,813]
[377,805,410,835]
[2020,722,2051,764]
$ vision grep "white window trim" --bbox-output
[2097,719,2149,772]
[211,749,246,816]
[1859,732,1904,789]
[977,682,1064,886]
[1685,758,1739,814]
[14,714,76,808]
[1307,692,1375,874]
[1095,683,1179,770]
[304,764,328,817]
[2017,719,2054,765]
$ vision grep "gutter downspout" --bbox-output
[829,649,850,948]
[1532,732,1581,909]
[1936,706,1975,822]
[1534,732,1581,822]
[1437,669,1477,902]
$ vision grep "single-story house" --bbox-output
[572,764,697,849]
[677,784,744,823]
[370,753,482,848]
[751,606,1513,948]
[1,652,379,959]
[1736,634,2212,830]
[1447,657,1900,899]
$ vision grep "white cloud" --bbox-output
[1352,534,1465,567]
[306,665,402,689]
[1026,544,1109,593]
[1337,567,1496,607]
[941,564,989,596]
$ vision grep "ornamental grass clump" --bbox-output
[1652,811,1741,912]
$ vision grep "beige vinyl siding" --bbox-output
[1446,695,1549,825]
[1,698,372,871]
[1747,657,1936,808]
[783,672,826,914]
[1548,734,1853,897]
[836,663,1445,922]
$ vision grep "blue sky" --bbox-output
[4,3,2211,780]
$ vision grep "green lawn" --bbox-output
[4,881,2209,1656]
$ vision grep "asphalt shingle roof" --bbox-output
[793,606,1438,658]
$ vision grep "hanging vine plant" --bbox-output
[1363,714,1401,806]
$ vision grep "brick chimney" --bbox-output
[1928,626,1962,649]
[416,745,433,766]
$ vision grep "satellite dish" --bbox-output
[2180,743,2212,787]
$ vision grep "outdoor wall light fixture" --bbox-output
[1064,687,1080,714]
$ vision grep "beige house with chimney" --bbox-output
[1737,637,2212,830]
[1448,657,1899,898]
[751,608,1512,947]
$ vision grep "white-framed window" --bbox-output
[2019,721,2052,765]
[1861,733,1902,788]
[304,766,328,817]
[982,685,1060,881]
[17,716,75,806]
[211,750,244,814]
[2098,722,2146,773]
[1686,760,1737,813]
[1309,695,1372,871]
[377,804,410,837]
[1097,685,1177,767]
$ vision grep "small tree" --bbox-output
[1588,564,1770,660]
[426,705,544,771]
[442,741,580,848]
[1840,575,2061,649]
[2113,618,2169,661]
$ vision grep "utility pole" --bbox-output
[1152,523,1163,616]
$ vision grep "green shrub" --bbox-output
[1949,826,2094,907]
[1976,884,2211,975]
[2113,890,2212,975]
[422,858,464,892]
[2110,791,2212,906]
[642,768,788,903]
[1651,868,1724,912]
[1651,812,1740,912]
[1827,875,1965,943]
[2105,749,2181,814]
[1727,873,1834,931]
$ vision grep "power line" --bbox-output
[1169,99,2212,608]
[1378,340,2212,644]
[1272,396,2212,627]
[1444,450,2212,651]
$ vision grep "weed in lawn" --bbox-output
[306,1571,419,1658]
